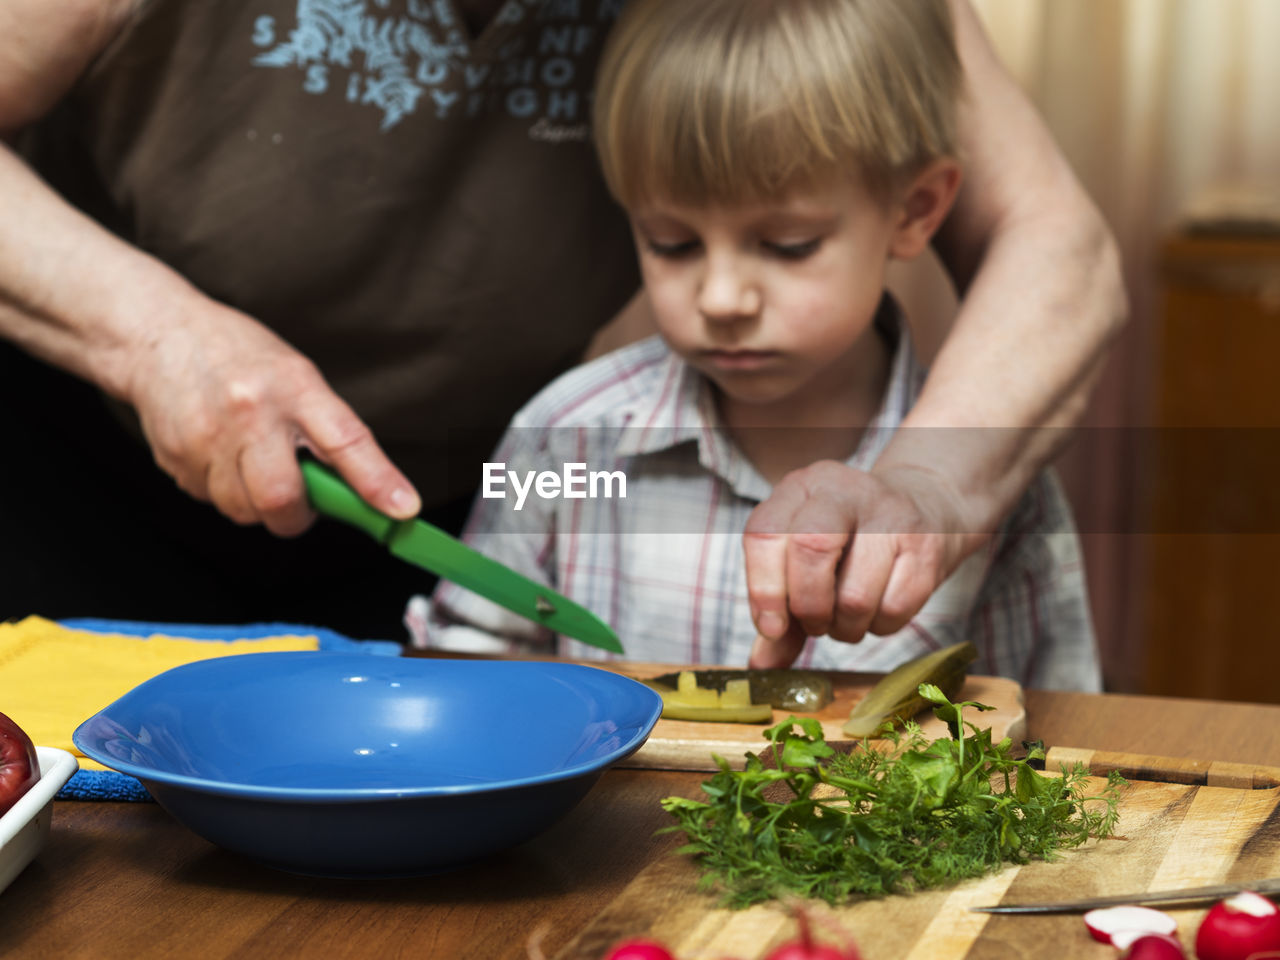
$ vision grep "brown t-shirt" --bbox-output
[20,0,639,506]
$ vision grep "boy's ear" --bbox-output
[888,158,963,260]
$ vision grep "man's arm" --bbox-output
[888,0,1126,517]
[0,0,419,534]
[744,0,1126,665]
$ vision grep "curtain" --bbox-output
[971,0,1280,690]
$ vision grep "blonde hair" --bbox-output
[594,0,961,208]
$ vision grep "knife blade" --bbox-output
[972,876,1280,914]
[299,458,623,654]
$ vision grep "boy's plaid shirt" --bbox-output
[425,306,1101,692]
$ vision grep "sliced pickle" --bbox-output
[657,702,774,723]
[645,670,775,723]
[675,670,720,707]
[645,668,834,712]
[842,641,977,737]
[721,678,752,708]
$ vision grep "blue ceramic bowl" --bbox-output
[74,652,662,877]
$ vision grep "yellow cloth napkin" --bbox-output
[0,615,320,770]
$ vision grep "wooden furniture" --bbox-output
[1145,230,1280,701]
[7,690,1280,959]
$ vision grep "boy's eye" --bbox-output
[762,237,822,260]
[644,237,700,259]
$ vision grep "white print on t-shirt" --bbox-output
[527,116,589,142]
[249,0,625,131]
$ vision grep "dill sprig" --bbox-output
[660,683,1124,908]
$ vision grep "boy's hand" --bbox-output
[744,460,987,668]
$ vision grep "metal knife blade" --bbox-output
[972,876,1280,913]
[300,459,623,654]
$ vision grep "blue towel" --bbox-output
[56,618,400,801]
[58,768,154,802]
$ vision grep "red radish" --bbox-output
[525,926,676,960]
[1195,890,1280,960]
[1118,932,1187,959]
[1114,929,1177,951]
[602,941,676,960]
[763,906,862,960]
[1084,905,1178,944]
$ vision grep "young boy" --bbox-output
[410,0,1101,691]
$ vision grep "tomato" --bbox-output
[0,711,40,817]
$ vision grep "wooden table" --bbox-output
[6,691,1280,959]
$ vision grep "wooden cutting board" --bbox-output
[592,660,1026,772]
[554,774,1280,959]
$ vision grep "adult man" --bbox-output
[0,0,1124,643]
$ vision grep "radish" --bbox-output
[1118,932,1187,959]
[763,906,862,960]
[1113,929,1180,951]
[602,941,677,960]
[525,926,676,960]
[1084,905,1178,945]
[1195,890,1280,960]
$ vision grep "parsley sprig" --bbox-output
[660,683,1124,908]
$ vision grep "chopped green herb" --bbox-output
[660,683,1124,908]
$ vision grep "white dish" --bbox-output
[0,746,78,894]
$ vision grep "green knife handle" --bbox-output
[299,458,395,543]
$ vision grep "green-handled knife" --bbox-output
[300,459,623,654]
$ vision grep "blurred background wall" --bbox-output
[971,0,1280,699]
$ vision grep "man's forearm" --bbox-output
[0,142,198,402]
[875,0,1128,536]
[878,201,1125,534]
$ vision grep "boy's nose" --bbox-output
[697,254,761,322]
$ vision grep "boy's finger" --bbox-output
[748,622,807,669]
[743,485,807,640]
